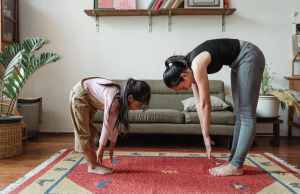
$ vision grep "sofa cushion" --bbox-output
[129,109,185,123]
[181,96,230,112]
[93,109,185,124]
[149,94,193,110]
[184,111,235,125]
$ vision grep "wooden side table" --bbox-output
[256,117,281,146]
[227,117,281,149]
[285,75,300,137]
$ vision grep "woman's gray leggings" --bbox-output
[229,41,265,168]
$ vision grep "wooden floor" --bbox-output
[0,133,299,190]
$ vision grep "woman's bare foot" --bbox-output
[212,161,229,170]
[88,165,113,175]
[209,163,243,177]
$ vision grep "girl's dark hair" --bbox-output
[163,55,190,88]
[112,78,151,132]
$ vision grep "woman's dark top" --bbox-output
[186,38,241,74]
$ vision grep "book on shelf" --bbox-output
[172,0,184,9]
[153,0,164,10]
[149,0,162,10]
[150,0,158,9]
[162,0,176,9]
[159,0,168,9]
[147,0,156,9]
[157,0,165,10]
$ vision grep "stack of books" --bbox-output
[147,0,184,11]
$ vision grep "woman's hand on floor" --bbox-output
[204,136,214,159]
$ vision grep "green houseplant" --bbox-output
[260,65,273,96]
[257,65,280,118]
[0,37,60,158]
[257,65,300,118]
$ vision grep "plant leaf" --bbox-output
[0,37,60,114]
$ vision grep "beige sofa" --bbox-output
[93,80,234,135]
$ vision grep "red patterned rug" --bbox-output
[2,149,300,194]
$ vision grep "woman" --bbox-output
[163,38,265,176]
[70,77,151,175]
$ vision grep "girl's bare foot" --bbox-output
[209,163,243,176]
[88,165,113,175]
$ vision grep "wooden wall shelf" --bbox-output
[84,8,236,32]
[84,8,236,17]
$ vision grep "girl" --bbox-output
[163,38,265,176]
[70,77,151,175]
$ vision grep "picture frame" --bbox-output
[184,0,223,8]
[94,0,136,9]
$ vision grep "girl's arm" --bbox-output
[97,97,120,164]
[99,98,120,147]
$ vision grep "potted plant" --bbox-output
[0,37,60,158]
[256,65,280,118]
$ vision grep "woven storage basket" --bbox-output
[0,122,23,158]
[0,101,24,158]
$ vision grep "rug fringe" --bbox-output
[264,152,300,173]
[0,149,68,194]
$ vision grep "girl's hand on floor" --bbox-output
[109,141,116,164]
[96,144,104,165]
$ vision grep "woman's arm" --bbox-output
[191,52,213,157]
[191,84,211,138]
[192,72,211,138]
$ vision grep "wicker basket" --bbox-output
[0,100,24,158]
[0,121,23,158]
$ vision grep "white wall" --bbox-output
[19,0,300,136]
